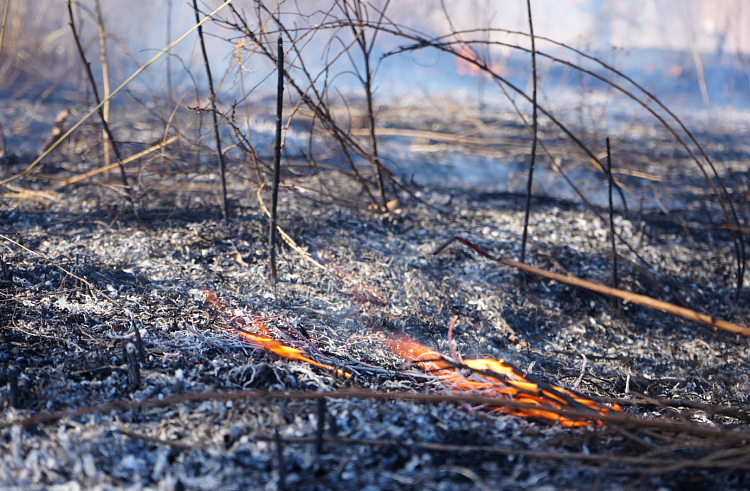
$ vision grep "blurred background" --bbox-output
[1,0,748,107]
[1,0,749,210]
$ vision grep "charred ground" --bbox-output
[2,98,750,490]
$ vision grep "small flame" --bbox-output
[204,290,350,378]
[203,285,620,427]
[382,332,621,427]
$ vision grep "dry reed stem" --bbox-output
[259,436,750,474]
[435,237,750,337]
[94,0,112,179]
[66,0,128,188]
[57,134,180,187]
[0,0,10,58]
[256,184,327,271]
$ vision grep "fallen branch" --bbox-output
[3,388,749,441]
[434,237,750,337]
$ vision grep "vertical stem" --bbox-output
[316,397,326,455]
[520,0,538,264]
[94,0,111,179]
[274,427,286,490]
[0,0,11,59]
[363,50,387,211]
[193,0,229,220]
[166,0,173,106]
[607,137,618,289]
[269,35,284,281]
[65,0,128,189]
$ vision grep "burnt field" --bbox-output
[3,1,750,489]
[2,95,750,490]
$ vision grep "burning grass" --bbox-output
[382,331,622,428]
[204,287,621,428]
[204,289,351,378]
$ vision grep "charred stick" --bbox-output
[8,367,20,409]
[65,0,128,188]
[275,427,286,490]
[269,34,284,281]
[134,322,146,362]
[125,343,140,391]
[193,0,229,221]
[607,137,618,289]
[7,388,747,439]
[316,397,327,455]
[0,253,9,282]
[520,0,538,265]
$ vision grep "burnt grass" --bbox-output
[2,103,750,490]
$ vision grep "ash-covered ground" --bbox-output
[2,98,750,490]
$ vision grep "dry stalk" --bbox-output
[0,0,10,58]
[58,134,180,187]
[520,0,538,265]
[434,237,750,337]
[269,34,284,280]
[4,387,750,441]
[65,0,128,188]
[192,0,229,220]
[93,0,111,180]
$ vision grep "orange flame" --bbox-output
[382,332,622,427]
[204,290,350,378]
[204,285,620,427]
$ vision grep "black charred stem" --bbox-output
[8,367,20,409]
[192,0,229,221]
[269,35,284,282]
[607,137,618,289]
[316,397,327,455]
[0,254,10,286]
[125,343,140,391]
[520,0,538,266]
[275,427,286,490]
[133,318,146,362]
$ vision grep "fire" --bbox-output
[203,285,620,427]
[203,290,350,378]
[382,332,622,427]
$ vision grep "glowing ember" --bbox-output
[381,332,622,427]
[203,290,350,378]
